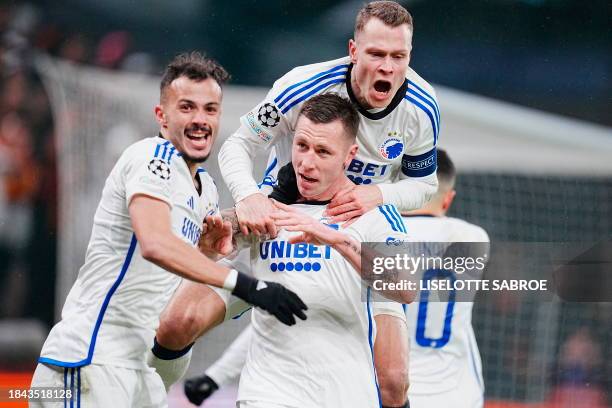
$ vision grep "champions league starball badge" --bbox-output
[148,158,171,180]
[257,103,281,128]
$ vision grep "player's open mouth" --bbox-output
[299,173,318,184]
[373,80,391,96]
[186,132,211,146]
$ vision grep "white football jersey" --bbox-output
[403,215,488,397]
[243,56,439,189]
[237,203,408,408]
[39,135,219,370]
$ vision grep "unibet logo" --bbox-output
[260,240,331,272]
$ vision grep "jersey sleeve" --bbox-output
[376,84,440,211]
[239,61,350,148]
[400,82,440,180]
[123,145,173,207]
[219,60,350,202]
[348,204,410,244]
[371,300,407,321]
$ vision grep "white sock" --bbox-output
[147,343,193,391]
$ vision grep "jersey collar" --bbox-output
[297,199,332,206]
[346,63,408,120]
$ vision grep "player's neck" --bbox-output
[300,176,354,202]
[349,75,372,110]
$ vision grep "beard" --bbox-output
[183,152,210,165]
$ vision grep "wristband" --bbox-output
[222,269,239,291]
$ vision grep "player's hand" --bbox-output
[232,271,307,326]
[272,200,346,247]
[184,374,219,405]
[235,193,278,238]
[199,215,233,257]
[325,184,383,226]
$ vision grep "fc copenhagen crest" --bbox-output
[379,132,404,160]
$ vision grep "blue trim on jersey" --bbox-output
[468,333,484,392]
[86,233,138,361]
[274,63,349,105]
[69,368,74,408]
[258,157,278,189]
[386,205,407,233]
[366,287,383,408]
[38,357,86,368]
[77,367,81,408]
[377,205,401,233]
[406,87,440,137]
[281,78,346,114]
[167,147,176,164]
[407,80,441,125]
[277,70,348,110]
[231,306,252,320]
[161,142,169,160]
[401,147,437,178]
[404,94,438,145]
[38,234,138,368]
[402,303,407,313]
[63,368,67,408]
[154,141,170,159]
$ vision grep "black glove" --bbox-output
[184,374,218,406]
[232,272,308,326]
[269,163,299,204]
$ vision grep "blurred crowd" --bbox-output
[0,2,158,325]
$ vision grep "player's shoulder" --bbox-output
[444,217,490,243]
[404,66,438,101]
[400,67,439,115]
[270,56,350,101]
[351,204,408,235]
[121,136,175,162]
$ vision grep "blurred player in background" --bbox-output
[402,148,488,408]
[220,0,439,237]
[29,52,306,407]
[183,149,487,408]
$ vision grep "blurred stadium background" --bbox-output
[0,1,610,407]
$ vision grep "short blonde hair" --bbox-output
[354,1,413,35]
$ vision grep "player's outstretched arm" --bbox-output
[129,194,308,325]
[271,200,414,304]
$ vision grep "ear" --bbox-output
[348,39,358,64]
[344,143,358,169]
[441,190,456,213]
[154,105,167,128]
